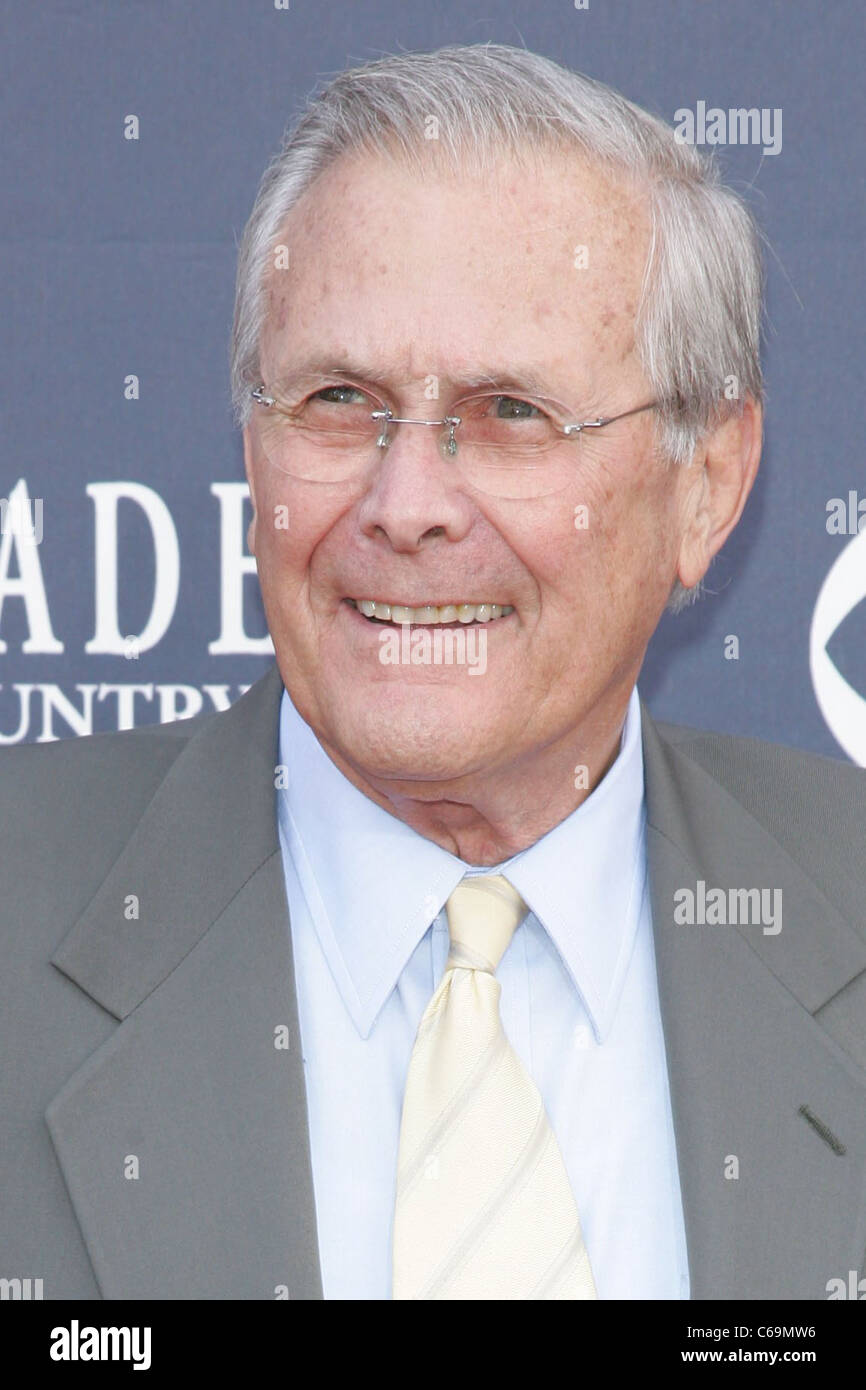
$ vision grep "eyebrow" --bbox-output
[280,354,561,401]
[451,368,556,398]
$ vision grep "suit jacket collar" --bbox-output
[51,663,287,1021]
[46,665,866,1298]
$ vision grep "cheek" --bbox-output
[516,451,678,617]
[589,461,681,619]
[246,481,324,630]
[250,466,332,577]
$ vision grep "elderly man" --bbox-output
[2,44,865,1303]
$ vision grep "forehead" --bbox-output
[258,145,651,396]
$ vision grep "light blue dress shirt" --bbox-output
[276,684,690,1300]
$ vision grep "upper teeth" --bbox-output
[352,600,514,624]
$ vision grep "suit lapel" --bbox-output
[641,703,866,1298]
[47,663,323,1299]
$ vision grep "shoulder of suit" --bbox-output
[653,713,864,792]
[0,704,217,773]
[0,707,222,858]
[650,713,866,892]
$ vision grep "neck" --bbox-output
[314,687,635,867]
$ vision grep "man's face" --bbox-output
[244,147,691,785]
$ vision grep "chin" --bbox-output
[329,685,506,784]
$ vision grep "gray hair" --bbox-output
[230,43,765,611]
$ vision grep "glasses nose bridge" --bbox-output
[370,408,461,458]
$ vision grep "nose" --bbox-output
[356,418,475,553]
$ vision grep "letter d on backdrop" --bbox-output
[85,482,180,655]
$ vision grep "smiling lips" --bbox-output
[347,598,515,625]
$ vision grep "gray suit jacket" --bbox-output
[2,661,865,1300]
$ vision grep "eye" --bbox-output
[311,384,375,406]
[489,395,544,419]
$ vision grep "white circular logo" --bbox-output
[810,527,866,766]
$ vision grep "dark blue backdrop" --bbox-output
[1,0,863,761]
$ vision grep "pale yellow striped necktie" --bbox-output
[392,874,597,1300]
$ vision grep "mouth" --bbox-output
[344,598,515,627]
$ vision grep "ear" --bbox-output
[675,395,762,592]
[242,425,258,557]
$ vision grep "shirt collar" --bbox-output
[494,693,647,1040]
[277,686,646,1041]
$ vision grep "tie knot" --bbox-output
[445,875,528,974]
